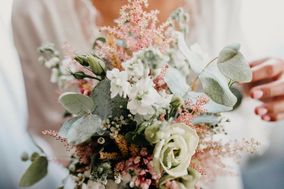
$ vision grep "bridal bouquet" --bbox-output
[20,1,258,188]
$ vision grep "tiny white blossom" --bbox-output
[107,68,130,98]
[127,78,170,116]
[50,68,60,83]
[45,57,60,68]
[122,58,147,81]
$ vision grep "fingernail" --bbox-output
[262,115,271,121]
[256,107,268,115]
[252,90,263,99]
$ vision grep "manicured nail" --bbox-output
[256,107,268,115]
[252,90,263,99]
[262,115,271,121]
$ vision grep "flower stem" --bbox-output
[191,57,218,90]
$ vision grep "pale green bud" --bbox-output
[144,122,161,144]
[87,55,106,75]
[170,96,183,109]
[21,152,29,162]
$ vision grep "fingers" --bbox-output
[249,57,270,68]
[255,96,284,121]
[250,58,284,122]
[251,58,284,83]
[250,79,284,99]
[262,113,284,122]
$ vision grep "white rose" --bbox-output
[153,123,199,177]
[159,168,201,189]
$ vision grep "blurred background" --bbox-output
[1,0,284,189]
[241,1,284,189]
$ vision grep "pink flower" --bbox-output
[140,148,148,156]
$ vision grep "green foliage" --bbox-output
[183,91,232,113]
[168,8,190,37]
[21,152,29,162]
[87,55,106,75]
[30,152,40,161]
[59,92,95,116]
[125,122,151,146]
[91,79,128,119]
[192,114,222,125]
[217,44,252,82]
[58,116,80,138]
[67,114,102,145]
[19,156,48,187]
[199,69,237,107]
[176,32,251,108]
[164,67,190,97]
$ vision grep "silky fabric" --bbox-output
[0,0,67,188]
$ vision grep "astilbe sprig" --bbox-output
[96,0,174,68]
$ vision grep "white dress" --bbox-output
[12,0,270,189]
[0,0,67,188]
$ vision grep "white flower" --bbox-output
[122,58,146,81]
[50,68,60,83]
[159,168,201,189]
[45,57,60,68]
[107,68,130,98]
[153,123,199,177]
[127,78,170,116]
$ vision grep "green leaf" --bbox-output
[125,132,150,146]
[164,67,191,96]
[192,114,221,125]
[183,91,232,113]
[217,44,252,82]
[59,92,94,116]
[19,156,48,187]
[58,116,80,138]
[67,114,102,145]
[199,66,237,107]
[91,79,128,119]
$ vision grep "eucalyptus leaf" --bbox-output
[217,44,252,82]
[59,92,94,116]
[199,66,237,107]
[58,116,80,138]
[164,67,190,96]
[19,156,48,187]
[183,91,232,113]
[67,114,102,145]
[192,114,221,125]
[91,79,128,119]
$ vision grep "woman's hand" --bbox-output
[249,58,284,121]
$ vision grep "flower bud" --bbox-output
[170,96,183,109]
[87,55,106,75]
[21,152,29,162]
[30,152,40,161]
[144,122,161,144]
[71,71,87,80]
[74,55,89,66]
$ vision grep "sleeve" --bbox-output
[12,0,65,134]
[0,1,66,188]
